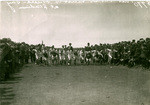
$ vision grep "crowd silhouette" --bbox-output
[0,37,150,80]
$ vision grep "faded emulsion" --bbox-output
[0,1,150,105]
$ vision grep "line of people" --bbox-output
[29,39,150,69]
[0,38,150,80]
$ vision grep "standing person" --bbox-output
[140,43,148,69]
[73,50,78,65]
[30,47,36,63]
[51,45,58,65]
[39,49,43,64]
[58,49,62,65]
[97,50,104,64]
[112,49,119,65]
[25,45,30,64]
[59,46,66,65]
[3,43,13,79]
[68,43,73,51]
[20,43,25,66]
[0,43,6,80]
[47,47,52,66]
[92,49,97,64]
[107,48,113,65]
[64,45,68,64]
[145,38,150,68]
[67,43,73,65]
[35,46,42,65]
[85,43,92,65]
[14,45,20,68]
[56,49,59,64]
[79,49,85,64]
[62,46,67,65]
[42,48,48,65]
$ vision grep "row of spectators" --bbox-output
[97,38,150,68]
[0,38,28,80]
[0,38,150,80]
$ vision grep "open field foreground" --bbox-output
[0,64,150,105]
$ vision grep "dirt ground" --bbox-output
[0,64,150,105]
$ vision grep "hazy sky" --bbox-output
[0,1,150,47]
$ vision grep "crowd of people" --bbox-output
[0,38,150,80]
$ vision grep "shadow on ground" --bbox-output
[0,75,22,105]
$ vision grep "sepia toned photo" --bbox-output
[0,1,150,105]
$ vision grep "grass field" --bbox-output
[0,64,150,105]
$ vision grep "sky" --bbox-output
[0,1,150,47]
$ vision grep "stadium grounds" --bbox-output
[0,64,150,105]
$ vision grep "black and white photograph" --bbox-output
[0,0,150,105]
